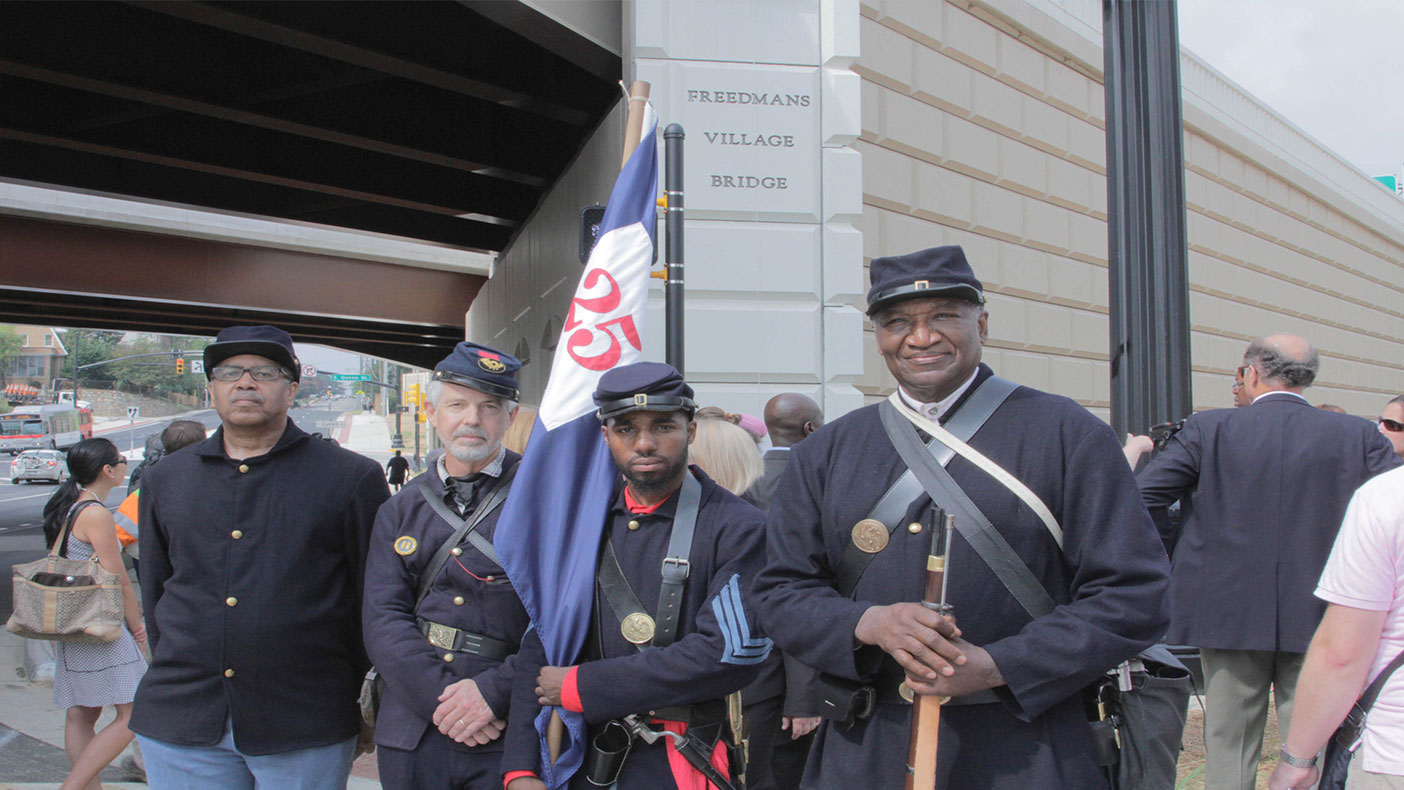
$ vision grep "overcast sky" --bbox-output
[1177,0,1404,179]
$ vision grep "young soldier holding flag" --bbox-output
[492,88,769,790]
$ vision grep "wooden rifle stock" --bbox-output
[906,513,955,789]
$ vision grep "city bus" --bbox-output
[0,405,94,454]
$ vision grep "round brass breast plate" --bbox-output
[621,612,656,645]
[851,519,890,554]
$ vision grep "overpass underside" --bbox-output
[0,1,622,364]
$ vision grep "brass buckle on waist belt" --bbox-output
[426,621,458,650]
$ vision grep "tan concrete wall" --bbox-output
[855,0,1404,423]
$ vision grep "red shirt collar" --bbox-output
[623,485,671,515]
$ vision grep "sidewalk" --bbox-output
[0,410,397,787]
[0,608,380,788]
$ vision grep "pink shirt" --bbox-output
[1316,465,1404,775]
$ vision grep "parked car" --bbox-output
[10,449,67,485]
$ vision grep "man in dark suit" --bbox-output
[1138,334,1401,790]
[746,394,823,513]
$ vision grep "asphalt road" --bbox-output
[0,399,357,621]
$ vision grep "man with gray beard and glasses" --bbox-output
[362,342,532,789]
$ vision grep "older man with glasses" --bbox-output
[1139,334,1401,790]
[131,325,391,789]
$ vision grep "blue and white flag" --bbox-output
[495,103,658,789]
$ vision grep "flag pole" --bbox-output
[663,123,685,375]
[546,79,654,769]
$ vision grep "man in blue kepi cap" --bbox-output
[363,341,536,790]
[501,361,772,790]
[753,246,1172,789]
[132,325,391,788]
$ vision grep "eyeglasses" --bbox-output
[1380,418,1404,433]
[210,365,289,382]
[1236,364,1252,379]
[109,457,128,467]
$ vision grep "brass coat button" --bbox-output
[238,464,250,474]
[225,597,238,607]
[908,522,923,534]
[627,520,641,531]
[231,530,243,540]
[224,668,236,678]
[451,547,463,556]
[443,653,455,663]
[453,596,465,606]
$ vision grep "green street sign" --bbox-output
[331,374,371,381]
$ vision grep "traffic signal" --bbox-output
[175,358,185,375]
[405,384,420,408]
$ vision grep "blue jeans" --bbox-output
[138,717,357,790]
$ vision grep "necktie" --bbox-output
[446,473,486,514]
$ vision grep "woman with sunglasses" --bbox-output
[40,437,147,790]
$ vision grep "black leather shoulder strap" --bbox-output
[413,462,518,610]
[834,377,1018,597]
[654,471,701,648]
[593,471,702,651]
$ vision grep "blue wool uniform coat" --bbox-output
[133,421,389,755]
[501,467,769,788]
[362,451,529,788]
[1137,393,1399,653]
[753,366,1171,790]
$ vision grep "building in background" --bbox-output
[2,325,67,400]
[472,0,1403,426]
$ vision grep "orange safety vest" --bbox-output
[115,489,139,547]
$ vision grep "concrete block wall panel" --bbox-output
[852,0,1404,421]
[470,0,865,422]
[630,0,864,419]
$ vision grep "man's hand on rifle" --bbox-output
[854,602,965,681]
[903,638,1004,698]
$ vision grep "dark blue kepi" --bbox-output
[432,342,522,400]
[593,362,696,421]
[866,245,985,315]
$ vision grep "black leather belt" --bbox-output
[417,618,514,661]
[640,699,727,726]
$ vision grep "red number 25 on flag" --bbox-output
[563,268,642,371]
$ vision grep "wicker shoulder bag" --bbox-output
[6,500,125,643]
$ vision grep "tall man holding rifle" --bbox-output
[753,246,1171,788]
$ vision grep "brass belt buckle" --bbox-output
[427,622,457,651]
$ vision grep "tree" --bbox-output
[0,325,23,387]
[61,329,123,385]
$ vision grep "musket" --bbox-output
[906,511,956,790]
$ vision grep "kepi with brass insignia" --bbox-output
[432,341,523,401]
[593,361,696,421]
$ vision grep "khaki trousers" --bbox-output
[1201,647,1305,790]
[1349,751,1404,790]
